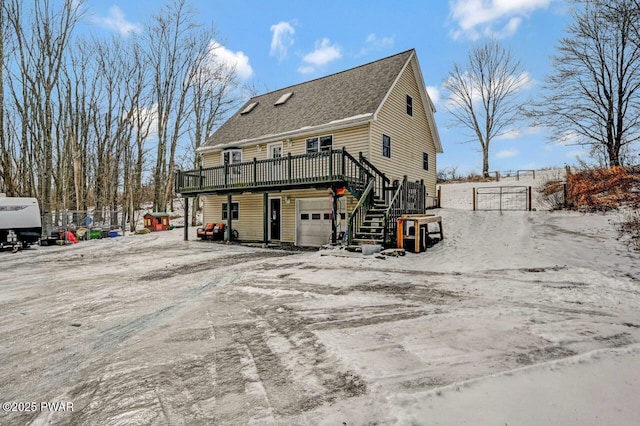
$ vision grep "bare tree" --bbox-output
[526,0,640,167]
[187,44,242,225]
[5,0,83,213]
[442,38,528,177]
[1,0,243,231]
[144,0,217,212]
[0,0,10,195]
[120,37,153,232]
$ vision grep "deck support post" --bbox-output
[263,192,269,244]
[331,188,338,245]
[226,194,232,242]
[184,197,189,241]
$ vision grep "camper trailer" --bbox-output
[0,196,42,250]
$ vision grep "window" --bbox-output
[382,134,391,158]
[406,95,413,116]
[306,135,333,154]
[223,149,242,174]
[274,92,293,106]
[241,102,258,114]
[423,152,429,171]
[306,137,318,153]
[222,202,239,220]
[319,135,332,152]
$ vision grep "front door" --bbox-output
[269,198,281,240]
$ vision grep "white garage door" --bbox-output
[296,198,333,247]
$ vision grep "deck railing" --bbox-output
[383,176,426,245]
[358,153,390,205]
[175,148,370,195]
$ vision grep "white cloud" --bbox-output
[209,41,253,80]
[449,0,551,40]
[125,104,158,140]
[92,6,142,35]
[299,38,342,74]
[495,148,519,159]
[558,131,580,146]
[270,21,295,61]
[511,71,533,90]
[426,86,441,105]
[496,129,520,140]
[361,33,395,54]
[297,65,316,75]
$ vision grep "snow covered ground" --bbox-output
[1,170,640,425]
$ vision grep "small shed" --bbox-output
[143,212,171,232]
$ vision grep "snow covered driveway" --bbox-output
[1,204,640,424]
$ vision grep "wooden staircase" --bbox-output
[347,174,428,248]
[343,152,428,248]
[351,196,387,245]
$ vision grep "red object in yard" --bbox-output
[143,212,171,231]
[65,231,78,243]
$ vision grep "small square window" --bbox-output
[311,213,321,220]
[406,95,413,116]
[222,202,239,220]
[382,134,391,158]
[301,213,309,220]
[423,152,429,171]
[319,135,333,152]
[306,137,318,154]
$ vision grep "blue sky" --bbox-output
[84,0,582,175]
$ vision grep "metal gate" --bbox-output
[473,186,531,211]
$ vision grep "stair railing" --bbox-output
[383,176,407,245]
[341,149,373,198]
[383,177,428,245]
[358,153,390,204]
[347,178,375,245]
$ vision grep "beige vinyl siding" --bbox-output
[202,189,355,243]
[272,124,369,157]
[369,58,438,196]
[202,124,369,167]
[202,144,260,168]
[202,193,264,241]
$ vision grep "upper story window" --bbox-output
[423,152,429,170]
[222,149,242,174]
[306,135,333,154]
[382,134,391,158]
[406,95,413,116]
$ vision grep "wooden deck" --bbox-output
[175,149,371,196]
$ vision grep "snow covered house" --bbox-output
[175,49,443,247]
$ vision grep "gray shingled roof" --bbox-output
[202,49,414,148]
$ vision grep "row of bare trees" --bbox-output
[0,0,242,229]
[442,0,640,175]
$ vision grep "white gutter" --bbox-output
[197,113,374,154]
